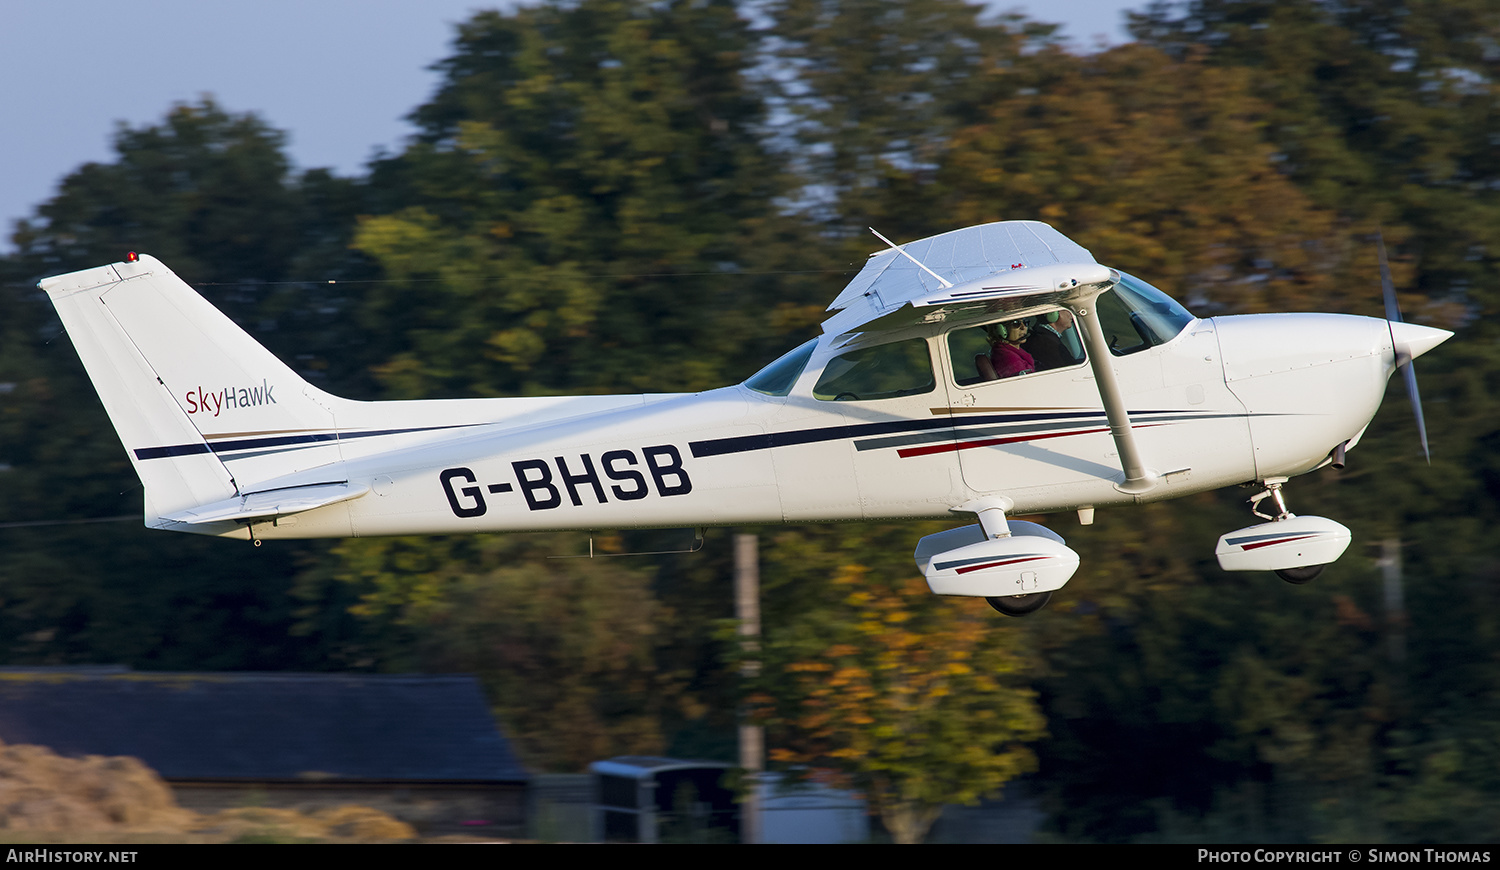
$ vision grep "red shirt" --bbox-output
[991,343,1035,378]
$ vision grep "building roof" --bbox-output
[0,667,528,783]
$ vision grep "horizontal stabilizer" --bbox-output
[163,481,369,525]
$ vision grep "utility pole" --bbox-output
[1380,537,1406,666]
[735,533,763,844]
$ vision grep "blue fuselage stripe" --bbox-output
[132,425,472,462]
[687,410,1205,459]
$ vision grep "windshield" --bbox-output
[744,339,816,396]
[1096,273,1196,355]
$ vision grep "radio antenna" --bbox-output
[870,227,953,289]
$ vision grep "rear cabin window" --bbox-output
[813,338,934,401]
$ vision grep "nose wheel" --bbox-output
[987,591,1052,616]
[1250,480,1329,583]
[1215,478,1347,583]
[1250,481,1329,583]
[1274,564,1325,585]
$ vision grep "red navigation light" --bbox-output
[125,251,139,262]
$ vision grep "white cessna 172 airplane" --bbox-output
[40,221,1451,615]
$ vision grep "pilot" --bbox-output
[1024,308,1081,371]
[985,319,1035,379]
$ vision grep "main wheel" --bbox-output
[1275,564,1326,585]
[986,590,1052,616]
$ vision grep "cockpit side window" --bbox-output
[948,311,1086,386]
[813,337,934,402]
[745,339,817,397]
[1096,274,1196,356]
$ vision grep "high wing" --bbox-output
[823,221,1116,342]
[825,221,1156,494]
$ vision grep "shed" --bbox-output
[0,666,528,836]
[590,756,739,843]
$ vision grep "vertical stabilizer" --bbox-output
[39,255,341,525]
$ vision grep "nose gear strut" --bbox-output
[1248,476,1293,522]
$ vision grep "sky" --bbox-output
[0,1,1146,250]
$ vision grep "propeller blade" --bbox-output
[1377,232,1401,326]
[1403,360,1431,464]
[1376,231,1432,464]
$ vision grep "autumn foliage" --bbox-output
[748,566,1044,844]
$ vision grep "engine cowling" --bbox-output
[915,521,1080,598]
[1215,515,1351,572]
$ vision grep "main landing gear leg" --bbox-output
[919,498,1080,617]
[972,498,1055,616]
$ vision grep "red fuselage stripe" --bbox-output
[1239,535,1319,551]
[898,422,1168,459]
[899,426,1108,458]
[954,556,1051,575]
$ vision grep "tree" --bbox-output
[0,100,369,672]
[353,0,817,400]
[934,42,1394,317]
[1129,0,1500,326]
[764,0,1056,235]
[294,532,674,771]
[749,559,1045,843]
[7,98,382,395]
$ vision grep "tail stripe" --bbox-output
[133,423,479,461]
[134,443,215,460]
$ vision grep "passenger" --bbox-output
[986,319,1035,379]
[1025,308,1082,371]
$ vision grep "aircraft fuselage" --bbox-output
[227,310,1400,541]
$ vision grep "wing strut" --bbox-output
[1073,298,1158,494]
